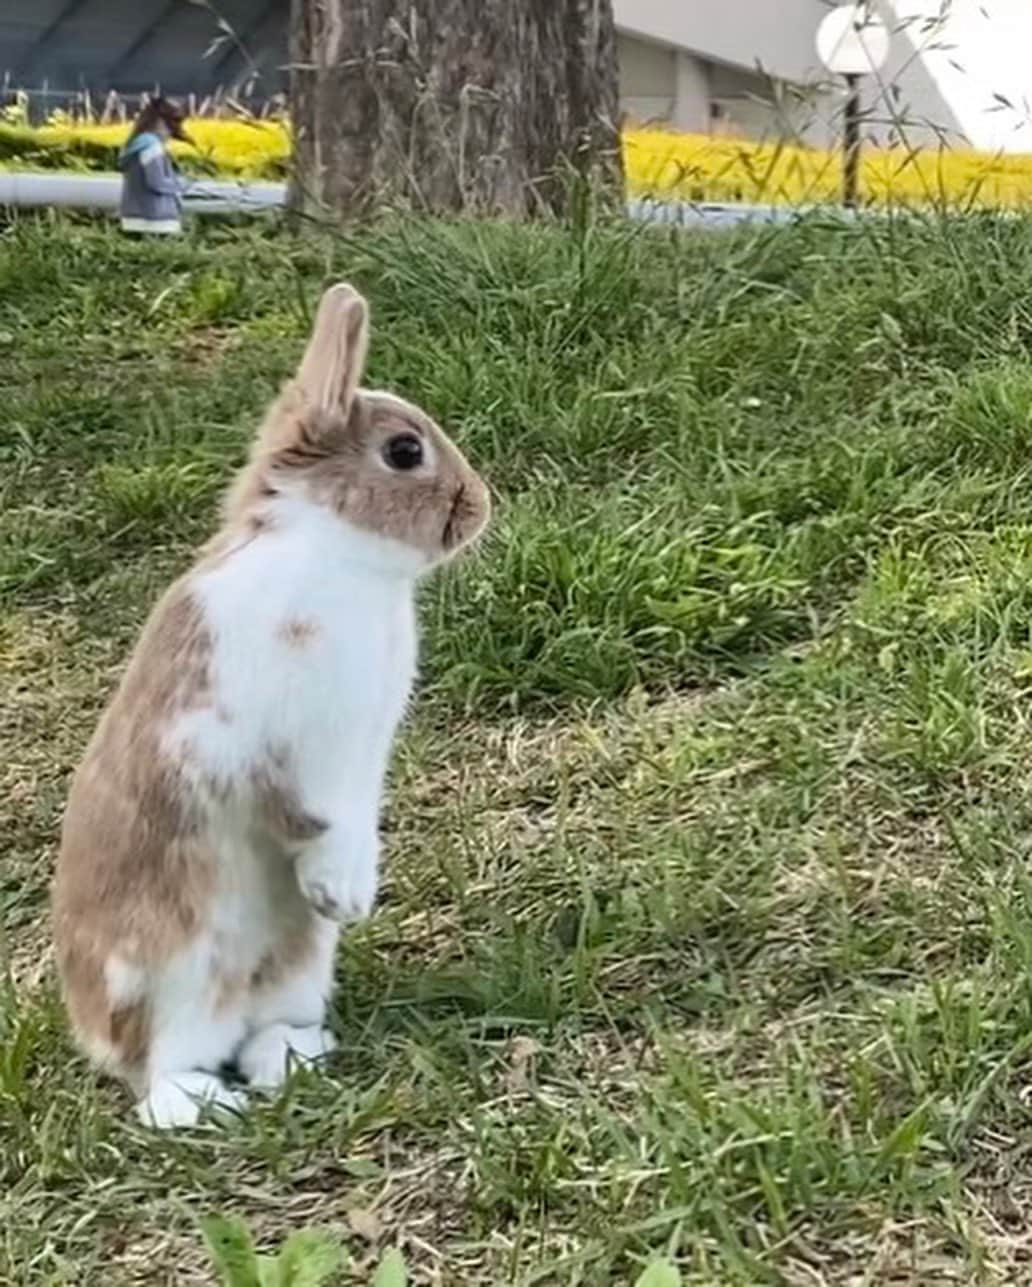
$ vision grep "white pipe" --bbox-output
[0,172,286,213]
[0,172,848,226]
[626,195,808,226]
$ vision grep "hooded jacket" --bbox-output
[117,132,184,233]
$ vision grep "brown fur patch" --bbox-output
[253,763,329,845]
[109,999,150,1069]
[54,935,151,1076]
[276,617,321,648]
[212,903,319,1015]
[52,583,219,1076]
[249,916,317,993]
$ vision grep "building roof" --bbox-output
[0,0,288,100]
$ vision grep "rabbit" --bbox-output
[52,282,490,1129]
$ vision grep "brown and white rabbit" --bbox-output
[52,283,490,1128]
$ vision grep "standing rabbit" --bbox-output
[52,283,490,1128]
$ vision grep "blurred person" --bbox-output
[117,97,191,235]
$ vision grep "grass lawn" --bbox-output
[6,207,1032,1284]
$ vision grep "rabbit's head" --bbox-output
[239,284,490,572]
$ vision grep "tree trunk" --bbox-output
[288,0,622,218]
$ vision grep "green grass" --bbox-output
[6,206,1032,1283]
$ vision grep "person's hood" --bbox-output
[118,132,162,169]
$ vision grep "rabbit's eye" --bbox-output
[383,434,424,472]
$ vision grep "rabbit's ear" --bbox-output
[294,283,369,416]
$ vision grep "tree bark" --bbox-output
[288,0,622,218]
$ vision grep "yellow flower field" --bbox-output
[9,112,1032,208]
[623,128,1032,210]
[33,116,291,179]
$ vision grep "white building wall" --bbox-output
[617,33,676,124]
[613,0,827,86]
[673,52,710,131]
[614,0,969,150]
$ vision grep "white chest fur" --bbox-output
[169,497,418,816]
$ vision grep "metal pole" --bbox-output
[843,72,861,209]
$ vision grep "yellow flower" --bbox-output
[13,115,1032,207]
[30,117,291,180]
[622,129,1032,210]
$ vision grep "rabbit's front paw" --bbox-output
[296,841,377,922]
